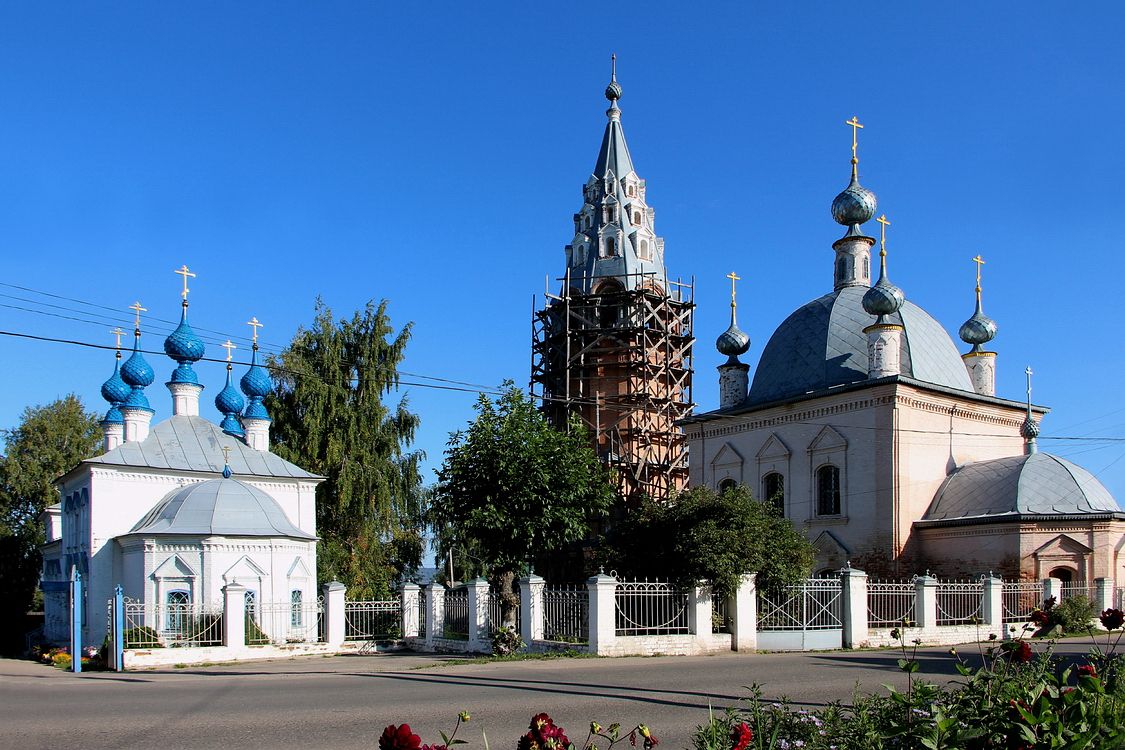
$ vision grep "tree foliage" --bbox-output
[0,395,100,650]
[607,484,815,597]
[267,299,425,599]
[431,384,615,615]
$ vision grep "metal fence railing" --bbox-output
[123,598,223,647]
[615,580,690,636]
[248,598,324,644]
[1116,587,1124,610]
[543,586,588,642]
[1002,581,1043,623]
[867,580,916,627]
[486,589,521,633]
[935,580,984,626]
[1061,581,1094,602]
[758,579,842,631]
[443,588,469,640]
[344,600,400,641]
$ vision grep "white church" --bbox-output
[40,280,323,647]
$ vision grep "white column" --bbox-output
[519,574,545,644]
[587,571,617,656]
[1043,577,1063,606]
[222,583,247,648]
[321,581,346,647]
[840,567,869,648]
[401,583,420,639]
[243,418,271,451]
[467,578,490,652]
[1094,578,1114,614]
[982,576,1003,633]
[717,362,750,409]
[963,351,997,397]
[424,584,444,650]
[121,409,153,443]
[102,422,123,453]
[915,576,938,630]
[167,382,203,417]
[729,573,758,652]
[687,583,713,642]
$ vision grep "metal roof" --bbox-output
[128,478,315,539]
[925,452,1121,521]
[86,415,320,479]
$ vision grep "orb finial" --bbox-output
[1021,366,1039,451]
[716,271,751,359]
[959,255,998,348]
[831,116,877,229]
[605,53,622,106]
[862,214,905,320]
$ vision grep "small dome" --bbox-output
[240,350,273,399]
[831,177,877,227]
[605,80,622,102]
[925,452,1120,521]
[862,277,905,318]
[130,478,315,539]
[121,344,155,388]
[959,310,998,346]
[102,405,124,425]
[219,413,245,437]
[215,372,246,416]
[121,388,152,411]
[716,321,751,357]
[164,309,206,364]
[100,359,130,405]
[1021,416,1040,441]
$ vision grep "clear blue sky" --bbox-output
[2,3,1124,501]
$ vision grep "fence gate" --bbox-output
[756,578,843,651]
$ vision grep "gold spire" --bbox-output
[128,301,147,335]
[972,254,986,303]
[846,116,864,179]
[246,317,263,346]
[174,264,196,302]
[221,339,237,362]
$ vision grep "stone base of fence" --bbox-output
[862,623,1006,649]
[123,640,368,669]
[596,633,732,657]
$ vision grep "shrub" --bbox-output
[245,616,270,645]
[491,626,524,656]
[122,626,162,648]
[1054,595,1096,632]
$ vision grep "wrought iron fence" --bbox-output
[1002,581,1043,623]
[615,580,690,636]
[712,593,731,634]
[443,588,470,640]
[935,580,984,626]
[758,579,842,631]
[1060,580,1094,602]
[123,597,223,647]
[1116,587,1124,610]
[416,589,427,638]
[543,586,588,642]
[867,580,916,627]
[344,600,400,641]
[249,598,324,644]
[486,589,521,634]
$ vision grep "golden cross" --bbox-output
[876,214,890,256]
[246,316,263,344]
[174,264,196,300]
[222,445,232,464]
[221,339,237,362]
[972,254,986,293]
[845,116,864,163]
[110,327,125,349]
[726,271,741,308]
[129,301,147,329]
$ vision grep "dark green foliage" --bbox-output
[245,615,269,645]
[1053,595,1097,632]
[122,626,163,648]
[0,395,100,653]
[431,384,615,621]
[608,484,814,598]
[267,299,426,599]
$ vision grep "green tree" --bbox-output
[608,484,815,597]
[431,383,616,625]
[267,299,425,599]
[0,395,101,651]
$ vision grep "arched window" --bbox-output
[290,590,304,627]
[244,589,258,624]
[762,472,784,515]
[634,211,641,224]
[863,256,870,279]
[166,590,190,633]
[836,257,847,281]
[606,237,616,256]
[718,477,737,493]
[639,239,649,259]
[816,465,841,516]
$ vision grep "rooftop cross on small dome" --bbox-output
[727,271,741,312]
[1025,365,1033,405]
[846,116,864,178]
[129,301,147,333]
[111,327,125,351]
[972,254,986,300]
[605,53,622,108]
[247,317,263,346]
[174,264,195,302]
[876,214,891,258]
[222,339,237,362]
[221,445,232,479]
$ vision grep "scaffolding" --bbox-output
[531,271,695,505]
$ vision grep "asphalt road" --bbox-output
[0,638,1104,750]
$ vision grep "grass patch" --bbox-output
[173,663,188,669]
[416,649,598,668]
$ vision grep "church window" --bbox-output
[639,239,649,259]
[816,465,841,516]
[763,472,784,515]
[244,589,258,624]
[291,590,304,627]
[634,211,641,224]
[863,257,870,278]
[606,237,616,256]
[836,257,847,281]
[166,590,190,633]
[718,477,737,493]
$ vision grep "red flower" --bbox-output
[1100,608,1125,631]
[1030,609,1049,626]
[518,713,570,750]
[380,725,422,750]
[1077,664,1098,678]
[730,722,753,750]
[1004,641,1033,663]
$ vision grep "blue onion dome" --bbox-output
[862,276,905,318]
[240,347,273,399]
[831,175,877,228]
[215,366,246,416]
[164,303,206,384]
[959,307,998,348]
[716,321,751,358]
[121,337,155,389]
[101,356,130,406]
[102,404,124,425]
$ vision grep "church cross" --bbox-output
[726,271,741,309]
[972,254,986,295]
[110,327,125,350]
[221,339,237,362]
[129,301,147,330]
[876,214,890,257]
[1025,366,1033,402]
[845,116,864,164]
[246,316,263,344]
[222,445,232,464]
[174,264,196,301]
[611,53,617,81]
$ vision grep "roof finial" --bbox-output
[876,214,890,266]
[222,339,237,362]
[221,445,232,478]
[862,214,904,320]
[959,255,997,348]
[605,54,622,108]
[727,271,741,314]
[1021,365,1040,453]
[129,301,147,335]
[246,316,263,348]
[846,116,864,181]
[1025,365,1033,412]
[716,271,751,361]
[972,254,986,306]
[174,264,196,305]
[111,327,125,355]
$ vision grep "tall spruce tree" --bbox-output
[267,299,425,599]
[0,395,101,651]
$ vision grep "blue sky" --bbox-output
[2,3,1125,502]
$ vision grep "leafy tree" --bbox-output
[431,383,616,624]
[607,484,814,597]
[267,299,425,599]
[0,395,101,651]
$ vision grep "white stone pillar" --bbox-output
[1043,577,1063,607]
[717,361,750,409]
[915,576,938,630]
[401,583,420,639]
[102,422,123,453]
[840,567,869,648]
[963,351,997,397]
[687,583,713,643]
[832,235,875,290]
[982,576,1003,634]
[167,382,203,417]
[222,583,247,648]
[121,408,153,443]
[729,573,758,652]
[519,574,545,644]
[424,584,444,650]
[587,571,617,656]
[242,418,271,451]
[864,324,904,378]
[1094,578,1114,614]
[467,578,490,652]
[321,581,346,647]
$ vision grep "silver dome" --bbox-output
[831,178,877,227]
[959,310,998,346]
[862,277,905,318]
[129,478,315,539]
[716,321,751,357]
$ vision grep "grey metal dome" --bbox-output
[716,321,751,357]
[925,453,1121,521]
[747,286,973,404]
[831,177,877,227]
[862,277,905,318]
[959,309,998,347]
[129,478,315,539]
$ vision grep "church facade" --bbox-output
[684,129,1125,582]
[40,281,322,647]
